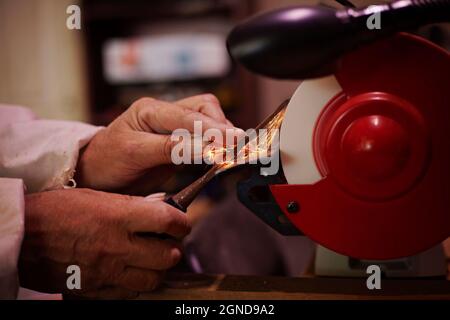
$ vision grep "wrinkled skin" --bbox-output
[20,94,237,298]
[20,189,189,299]
[76,94,237,195]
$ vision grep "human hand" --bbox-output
[75,94,238,194]
[19,188,190,299]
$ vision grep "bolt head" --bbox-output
[286,201,299,213]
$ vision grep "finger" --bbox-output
[145,192,166,201]
[127,132,180,166]
[176,94,228,124]
[79,286,138,300]
[126,236,182,270]
[135,98,233,134]
[202,139,230,164]
[126,200,191,238]
[135,132,218,166]
[115,267,164,292]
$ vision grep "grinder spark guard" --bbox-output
[229,0,450,260]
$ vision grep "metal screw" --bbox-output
[286,201,299,213]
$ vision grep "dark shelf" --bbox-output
[82,0,258,129]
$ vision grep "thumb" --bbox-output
[135,132,209,167]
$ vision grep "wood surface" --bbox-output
[138,273,450,300]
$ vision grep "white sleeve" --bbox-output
[0,105,102,299]
[0,105,103,193]
[0,178,24,299]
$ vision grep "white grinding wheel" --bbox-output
[280,75,342,185]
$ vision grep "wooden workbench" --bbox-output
[138,273,450,300]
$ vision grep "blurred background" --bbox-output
[0,0,324,125]
[1,0,449,277]
[1,0,449,125]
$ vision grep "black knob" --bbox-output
[286,201,300,213]
[226,0,450,79]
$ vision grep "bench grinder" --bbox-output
[228,0,450,276]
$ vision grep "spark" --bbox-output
[204,107,286,173]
